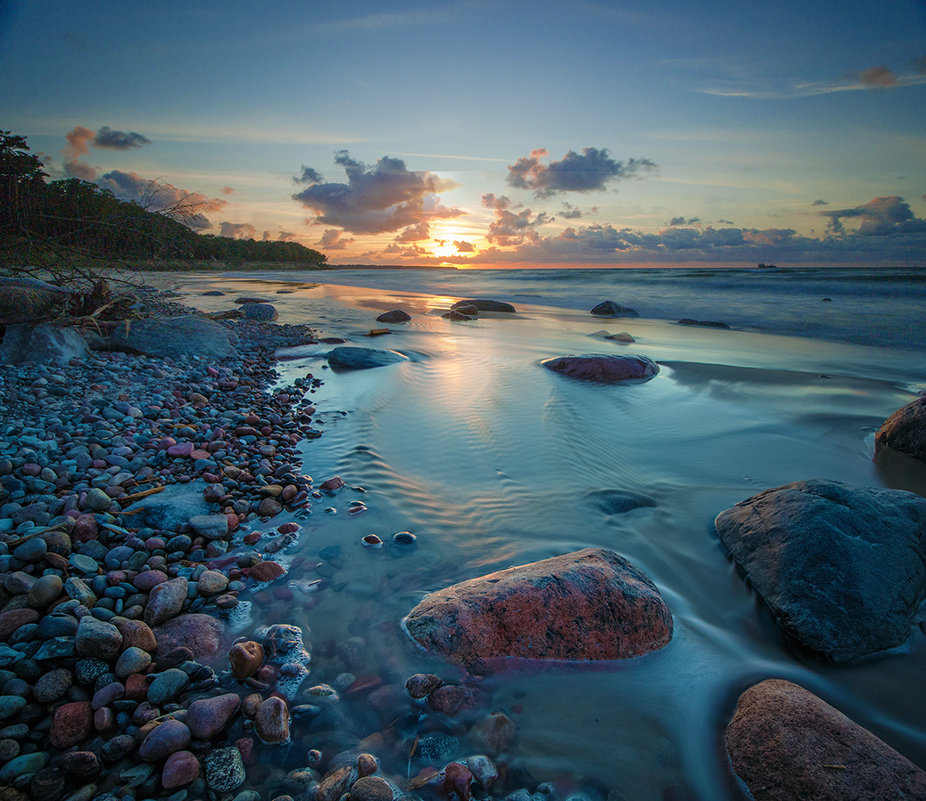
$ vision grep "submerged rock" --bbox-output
[714,479,926,661]
[542,354,658,383]
[403,547,672,669]
[725,679,926,801]
[327,346,408,370]
[376,309,411,323]
[590,300,638,317]
[450,299,516,313]
[875,396,926,463]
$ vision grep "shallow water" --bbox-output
[153,272,926,801]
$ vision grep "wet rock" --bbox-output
[442,310,475,321]
[405,673,442,699]
[240,302,278,321]
[147,668,189,705]
[677,318,729,328]
[34,669,72,703]
[229,641,264,679]
[109,315,236,359]
[123,482,211,531]
[153,613,224,661]
[254,696,290,743]
[117,619,157,652]
[376,310,411,323]
[590,301,638,317]
[875,396,926,463]
[414,733,459,765]
[144,577,188,627]
[161,750,200,789]
[114,647,151,678]
[725,679,926,801]
[189,515,229,540]
[317,765,356,801]
[138,719,191,761]
[197,570,229,595]
[542,354,658,383]
[48,701,92,750]
[350,776,394,801]
[404,547,673,669]
[469,713,516,755]
[450,299,516,313]
[714,479,926,661]
[186,693,240,739]
[427,684,482,716]
[584,489,656,514]
[250,560,286,582]
[328,347,408,370]
[75,617,122,659]
[204,746,246,793]
[27,575,63,608]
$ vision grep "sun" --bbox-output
[427,223,482,259]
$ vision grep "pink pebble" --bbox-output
[167,442,194,457]
[158,437,177,450]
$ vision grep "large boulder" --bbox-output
[725,679,926,801]
[240,302,278,321]
[0,276,72,324]
[403,547,672,670]
[714,479,926,661]
[327,346,408,370]
[0,324,90,365]
[450,299,516,313]
[590,301,638,317]
[376,309,411,323]
[875,396,926,463]
[542,354,658,383]
[122,481,211,530]
[108,315,236,359]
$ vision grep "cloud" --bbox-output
[97,170,227,230]
[481,193,549,245]
[316,228,354,250]
[278,231,297,241]
[394,221,430,242]
[63,159,97,182]
[219,222,257,239]
[93,126,151,150]
[64,126,95,159]
[559,202,595,219]
[857,66,896,88]
[453,240,475,252]
[221,185,235,195]
[292,151,461,233]
[668,216,701,226]
[819,196,926,236]
[812,199,828,206]
[294,166,324,185]
[506,147,656,197]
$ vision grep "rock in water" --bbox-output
[677,318,729,328]
[875,396,926,463]
[725,679,926,801]
[204,746,245,793]
[542,354,658,383]
[450,299,516,312]
[376,309,411,323]
[153,613,224,661]
[590,301,638,317]
[0,276,72,324]
[0,324,90,365]
[108,315,236,359]
[714,479,926,661]
[403,547,672,669]
[327,346,408,370]
[240,302,278,321]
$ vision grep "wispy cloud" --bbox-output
[701,67,926,98]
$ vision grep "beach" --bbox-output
[0,267,924,801]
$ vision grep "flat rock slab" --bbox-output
[876,396,926,463]
[542,354,658,383]
[450,299,516,313]
[715,479,926,661]
[108,315,236,359]
[725,679,926,801]
[327,346,408,370]
[403,547,672,670]
[123,481,211,531]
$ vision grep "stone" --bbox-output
[404,547,673,669]
[0,609,39,641]
[328,346,408,370]
[117,619,158,652]
[109,315,237,359]
[48,702,92,750]
[375,310,411,323]
[258,497,283,517]
[144,577,188,627]
[204,746,246,792]
[123,481,211,531]
[350,776,393,801]
[450,299,516,312]
[0,323,89,366]
[229,641,264,679]
[317,766,356,801]
[147,668,190,705]
[85,487,112,511]
[442,310,475,321]
[405,673,441,699]
[240,302,278,321]
[75,617,122,659]
[0,277,72,324]
[584,489,656,514]
[0,751,49,781]
[725,679,926,801]
[469,713,516,755]
[161,750,200,789]
[875,396,926,463]
[59,750,100,780]
[249,560,286,582]
[34,669,72,703]
[541,354,658,383]
[186,693,240,740]
[0,696,26,719]
[138,719,191,762]
[590,300,638,317]
[189,515,229,540]
[153,613,224,661]
[197,570,229,595]
[677,318,729,328]
[714,479,926,661]
[254,696,290,743]
[27,574,63,608]
[64,577,96,607]
[114,647,151,678]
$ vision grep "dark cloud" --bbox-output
[98,170,227,230]
[453,240,475,252]
[316,229,354,250]
[559,202,594,219]
[506,146,656,197]
[481,193,514,210]
[294,166,324,185]
[481,192,549,245]
[394,221,430,242]
[292,151,461,233]
[812,199,828,206]
[668,216,701,226]
[820,196,926,236]
[221,186,235,195]
[64,159,97,182]
[219,222,257,239]
[857,66,897,88]
[93,126,150,150]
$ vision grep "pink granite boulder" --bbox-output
[541,354,658,383]
[403,547,672,670]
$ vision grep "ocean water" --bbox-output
[156,268,926,801]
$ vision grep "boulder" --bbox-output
[542,354,658,383]
[0,324,90,365]
[875,396,926,463]
[677,318,729,328]
[153,613,224,661]
[714,479,926,661]
[442,310,475,321]
[376,309,411,323]
[450,299,516,313]
[327,346,408,370]
[108,315,236,359]
[0,276,72,324]
[123,481,211,530]
[403,547,672,669]
[240,302,278,321]
[725,679,926,801]
[590,301,638,317]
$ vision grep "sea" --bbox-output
[156,265,926,801]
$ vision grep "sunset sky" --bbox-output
[2,0,925,267]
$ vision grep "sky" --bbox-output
[2,0,925,268]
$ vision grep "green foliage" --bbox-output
[0,130,327,275]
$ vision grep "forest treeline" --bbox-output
[0,130,328,268]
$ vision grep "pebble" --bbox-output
[114,646,152,678]
[254,696,290,744]
[75,616,122,659]
[147,668,190,705]
[162,750,200,789]
[185,693,240,739]
[138,719,192,761]
[34,668,72,703]
[27,574,63,607]
[229,641,264,679]
[204,746,246,793]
